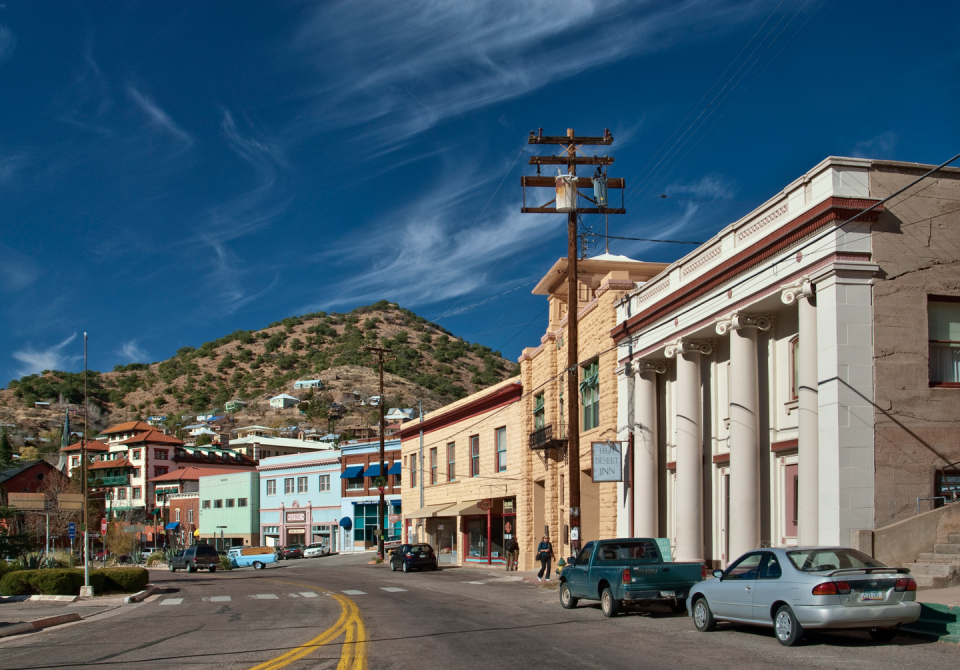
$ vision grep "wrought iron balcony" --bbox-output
[529,424,567,450]
[97,475,129,487]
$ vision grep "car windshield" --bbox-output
[786,549,887,572]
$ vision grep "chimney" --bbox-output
[253,441,260,462]
[220,433,230,449]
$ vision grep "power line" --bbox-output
[493,305,549,354]
[586,232,704,246]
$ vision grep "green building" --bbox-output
[198,470,259,549]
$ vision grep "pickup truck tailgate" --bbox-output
[623,563,704,599]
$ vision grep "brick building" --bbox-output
[340,439,401,551]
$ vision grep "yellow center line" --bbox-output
[246,578,367,670]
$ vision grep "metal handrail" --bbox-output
[917,496,949,514]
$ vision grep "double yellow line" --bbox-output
[248,580,367,670]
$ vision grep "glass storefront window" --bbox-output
[467,518,486,558]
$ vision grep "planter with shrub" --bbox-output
[0,567,149,596]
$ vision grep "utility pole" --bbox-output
[81,332,91,597]
[363,346,393,561]
[522,128,624,555]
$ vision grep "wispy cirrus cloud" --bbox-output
[0,243,41,291]
[291,0,763,146]
[117,339,149,364]
[127,86,192,145]
[12,333,78,376]
[852,131,899,159]
[0,22,16,66]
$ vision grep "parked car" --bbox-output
[688,547,921,646]
[559,538,706,617]
[277,544,305,560]
[169,544,220,573]
[304,543,330,558]
[226,547,277,570]
[390,543,438,572]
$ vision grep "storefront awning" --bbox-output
[341,465,363,479]
[405,503,453,519]
[165,522,180,530]
[445,500,485,516]
[387,462,402,476]
[363,463,382,477]
[339,516,353,529]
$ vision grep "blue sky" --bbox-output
[1,1,958,382]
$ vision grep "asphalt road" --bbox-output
[0,553,958,669]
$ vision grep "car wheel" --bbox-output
[209,566,217,573]
[253,561,264,570]
[692,597,717,632]
[868,625,899,642]
[774,605,804,646]
[669,600,687,614]
[390,561,396,571]
[402,562,409,573]
[559,582,579,609]
[168,564,176,572]
[187,563,195,573]
[601,588,620,618]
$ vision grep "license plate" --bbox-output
[660,590,676,597]
[858,590,885,602]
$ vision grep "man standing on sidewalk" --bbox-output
[505,536,519,571]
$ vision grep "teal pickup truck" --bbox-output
[559,538,706,617]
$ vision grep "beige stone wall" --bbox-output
[519,276,632,563]
[871,163,960,526]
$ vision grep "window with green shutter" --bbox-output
[533,393,545,430]
[581,361,600,431]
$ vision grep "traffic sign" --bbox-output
[100,518,107,533]
[388,514,400,523]
[89,533,100,539]
[68,522,76,540]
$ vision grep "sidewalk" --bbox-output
[918,586,960,608]
[0,595,128,626]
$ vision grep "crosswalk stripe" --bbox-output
[159,598,183,605]
[254,594,280,599]
[342,590,366,595]
[202,596,232,602]
[380,587,407,592]
[300,592,319,598]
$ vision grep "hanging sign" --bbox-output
[388,514,400,523]
[285,511,307,523]
[477,499,493,511]
[591,441,624,482]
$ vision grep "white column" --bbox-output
[665,339,712,562]
[783,280,819,546]
[717,313,771,558]
[634,361,666,538]
[616,367,633,538]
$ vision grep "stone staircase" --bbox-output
[906,533,960,589]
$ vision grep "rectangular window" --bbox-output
[238,498,248,507]
[790,337,800,400]
[319,474,330,492]
[133,467,141,478]
[471,435,480,477]
[395,467,401,487]
[117,488,126,500]
[266,479,276,495]
[132,450,141,460]
[430,447,438,485]
[226,499,235,508]
[71,456,79,468]
[132,487,141,499]
[346,476,364,491]
[496,427,507,472]
[447,442,456,481]
[154,467,167,478]
[298,476,308,493]
[582,361,600,431]
[188,509,194,523]
[284,478,294,494]
[202,500,211,509]
[155,450,168,460]
[214,499,223,509]
[559,474,564,504]
[785,463,798,537]
[176,508,181,522]
[929,297,960,386]
[410,454,417,488]
[533,393,545,430]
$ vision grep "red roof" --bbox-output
[118,430,183,446]
[89,457,133,470]
[148,466,248,483]
[60,440,109,453]
[101,421,153,435]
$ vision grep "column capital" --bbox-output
[781,276,815,305]
[664,339,713,358]
[715,311,773,336]
[634,359,668,375]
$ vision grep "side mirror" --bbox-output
[567,556,577,566]
[712,569,724,580]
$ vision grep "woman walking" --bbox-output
[536,535,554,582]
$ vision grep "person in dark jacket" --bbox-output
[505,536,520,571]
[536,535,554,582]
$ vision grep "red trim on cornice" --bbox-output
[712,453,730,464]
[771,439,799,453]
[666,461,676,471]
[396,382,523,441]
[611,197,883,341]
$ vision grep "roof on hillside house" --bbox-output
[117,430,184,446]
[60,440,110,453]
[100,421,153,435]
[149,466,249,483]
[89,457,133,470]
[271,394,299,401]
[0,460,54,484]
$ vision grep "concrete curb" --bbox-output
[0,613,82,638]
[28,595,78,603]
[123,585,157,604]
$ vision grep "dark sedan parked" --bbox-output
[390,543,438,573]
[278,544,305,560]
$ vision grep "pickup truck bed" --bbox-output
[559,538,706,617]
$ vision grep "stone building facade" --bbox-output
[611,156,960,568]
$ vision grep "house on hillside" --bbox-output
[197,410,220,422]
[58,440,109,474]
[147,415,167,427]
[293,379,324,390]
[234,425,277,439]
[385,408,416,423]
[270,394,300,409]
[224,399,246,413]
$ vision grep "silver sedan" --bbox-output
[303,542,331,558]
[687,547,921,646]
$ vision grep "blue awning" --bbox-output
[341,465,363,479]
[387,462,402,476]
[165,522,180,530]
[363,463,382,477]
[339,516,353,529]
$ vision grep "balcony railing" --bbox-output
[97,475,129,487]
[529,424,567,450]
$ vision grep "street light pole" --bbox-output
[81,332,91,597]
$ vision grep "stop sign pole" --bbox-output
[101,518,107,568]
